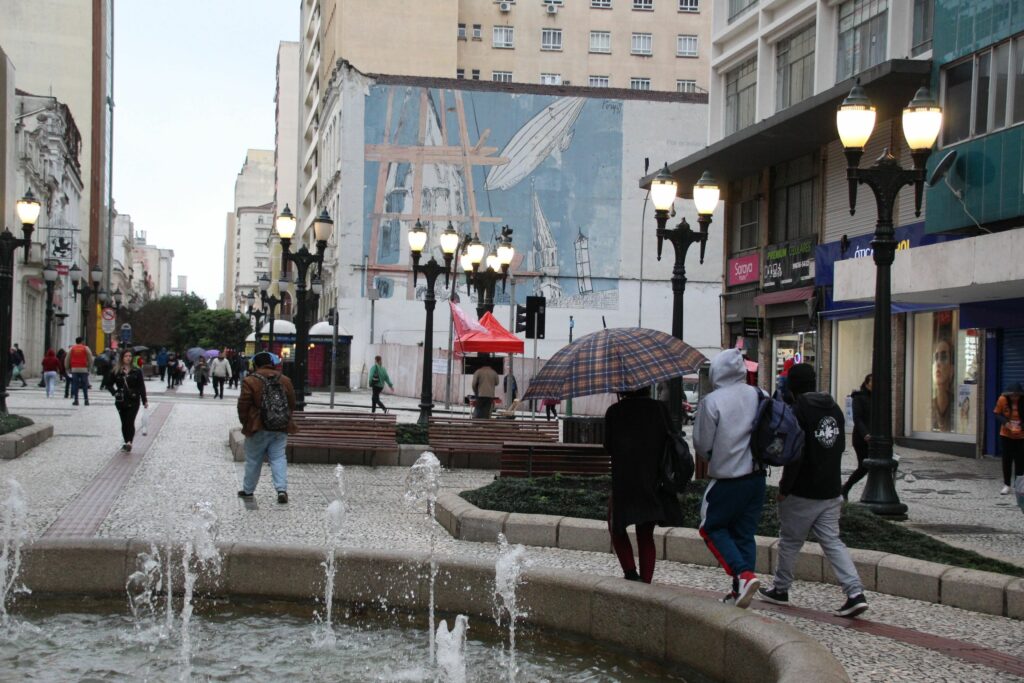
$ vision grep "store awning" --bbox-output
[753,286,815,307]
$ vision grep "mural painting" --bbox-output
[362,85,623,310]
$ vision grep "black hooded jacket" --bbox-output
[779,392,846,499]
[851,388,871,447]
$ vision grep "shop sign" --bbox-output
[742,317,763,336]
[763,237,816,291]
[727,253,760,287]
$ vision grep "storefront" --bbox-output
[723,252,761,382]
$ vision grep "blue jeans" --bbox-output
[242,430,288,494]
[71,373,89,402]
[699,472,767,576]
[43,371,58,397]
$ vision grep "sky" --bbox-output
[113,2,297,307]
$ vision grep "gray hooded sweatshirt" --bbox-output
[693,348,761,480]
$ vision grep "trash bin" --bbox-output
[563,416,605,444]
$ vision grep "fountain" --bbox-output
[435,614,469,683]
[404,450,443,664]
[494,532,527,681]
[318,464,346,646]
[0,479,28,625]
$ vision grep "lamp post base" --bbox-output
[859,457,908,520]
[417,401,433,425]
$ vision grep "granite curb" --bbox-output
[0,422,53,460]
[18,537,849,683]
[435,493,1024,620]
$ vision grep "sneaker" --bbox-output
[735,572,760,609]
[72,401,79,406]
[1001,485,1011,495]
[720,591,739,605]
[237,490,254,499]
[120,444,129,452]
[277,491,288,504]
[624,569,641,582]
[125,443,132,452]
[834,593,869,618]
[758,586,789,605]
[84,400,89,406]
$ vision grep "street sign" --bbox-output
[101,307,116,334]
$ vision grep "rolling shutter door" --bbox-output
[1001,328,1024,389]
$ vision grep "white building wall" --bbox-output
[275,42,300,231]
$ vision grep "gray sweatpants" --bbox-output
[774,495,864,597]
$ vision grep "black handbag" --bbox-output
[659,426,695,495]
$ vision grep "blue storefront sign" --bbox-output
[815,222,966,319]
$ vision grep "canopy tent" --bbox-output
[451,302,524,355]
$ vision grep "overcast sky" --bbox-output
[113,1,297,307]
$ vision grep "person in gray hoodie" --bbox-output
[692,348,766,607]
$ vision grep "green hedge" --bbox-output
[461,475,1024,578]
[0,414,33,436]
[396,423,428,445]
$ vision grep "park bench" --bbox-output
[287,411,399,465]
[427,416,559,469]
[499,441,610,478]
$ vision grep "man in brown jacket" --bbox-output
[472,354,500,419]
[237,352,297,504]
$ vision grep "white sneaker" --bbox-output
[735,574,760,609]
[1000,485,1011,495]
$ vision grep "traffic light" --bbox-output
[525,295,545,340]
[515,304,528,334]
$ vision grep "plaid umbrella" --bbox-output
[523,327,707,400]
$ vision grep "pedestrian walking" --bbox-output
[66,336,94,406]
[229,352,242,389]
[503,370,518,405]
[156,348,168,382]
[758,363,869,618]
[103,350,148,452]
[7,345,26,387]
[472,356,499,419]
[603,387,685,583]
[56,347,70,398]
[541,398,560,421]
[209,352,231,399]
[369,355,393,414]
[237,351,296,504]
[41,349,61,398]
[692,348,766,608]
[194,357,210,398]
[841,374,872,501]
[995,382,1024,495]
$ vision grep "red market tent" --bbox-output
[451,302,524,355]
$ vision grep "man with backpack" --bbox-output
[758,363,869,618]
[237,352,296,504]
[692,348,766,608]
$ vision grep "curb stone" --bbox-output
[0,423,53,460]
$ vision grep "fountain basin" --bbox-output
[20,538,848,682]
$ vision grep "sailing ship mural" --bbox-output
[362,85,622,310]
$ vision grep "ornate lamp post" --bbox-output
[246,289,266,348]
[408,219,459,424]
[42,260,59,353]
[69,263,104,342]
[460,227,514,319]
[650,164,719,432]
[257,273,283,352]
[16,189,40,263]
[836,84,942,519]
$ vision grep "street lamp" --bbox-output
[42,260,58,354]
[15,189,41,264]
[408,219,459,424]
[460,227,514,319]
[275,204,334,410]
[112,288,123,310]
[258,273,283,352]
[651,163,719,432]
[69,263,104,341]
[0,229,33,414]
[836,84,941,519]
[246,289,266,347]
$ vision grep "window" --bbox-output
[676,79,697,93]
[631,33,653,55]
[472,24,482,40]
[493,26,515,48]
[471,69,480,80]
[911,0,933,56]
[776,24,815,110]
[589,75,610,87]
[942,36,1024,145]
[541,28,563,51]
[492,71,513,83]
[769,155,816,244]
[456,68,465,79]
[729,176,760,254]
[591,0,611,7]
[589,31,611,53]
[836,0,888,80]
[540,73,563,85]
[633,0,653,9]
[725,56,757,135]
[728,0,757,22]
[676,35,698,57]
[679,0,698,11]
[457,23,467,40]
[630,77,651,90]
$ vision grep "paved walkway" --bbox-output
[2,378,1023,682]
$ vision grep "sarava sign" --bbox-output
[727,253,759,287]
[763,236,815,291]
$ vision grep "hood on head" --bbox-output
[709,348,747,390]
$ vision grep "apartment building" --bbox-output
[228,150,275,314]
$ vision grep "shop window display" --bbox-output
[773,331,816,394]
[834,318,874,420]
[911,310,979,436]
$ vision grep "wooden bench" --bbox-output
[428,416,560,469]
[287,411,399,465]
[499,441,610,478]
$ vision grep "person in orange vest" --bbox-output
[65,336,95,406]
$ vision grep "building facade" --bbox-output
[131,230,174,301]
[226,149,275,313]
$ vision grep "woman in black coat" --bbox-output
[603,387,685,583]
[842,374,872,501]
[104,349,148,452]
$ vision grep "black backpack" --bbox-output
[750,389,805,467]
[256,373,291,431]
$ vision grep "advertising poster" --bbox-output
[931,310,955,432]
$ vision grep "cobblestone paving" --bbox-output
[4,383,1024,681]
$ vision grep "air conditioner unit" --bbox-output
[545,3,558,13]
[499,1,511,12]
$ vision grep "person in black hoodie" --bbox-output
[841,374,872,501]
[758,363,869,618]
[103,349,148,452]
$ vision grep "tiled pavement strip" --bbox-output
[4,380,1024,681]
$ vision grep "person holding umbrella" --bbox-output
[194,357,211,398]
[604,387,684,583]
